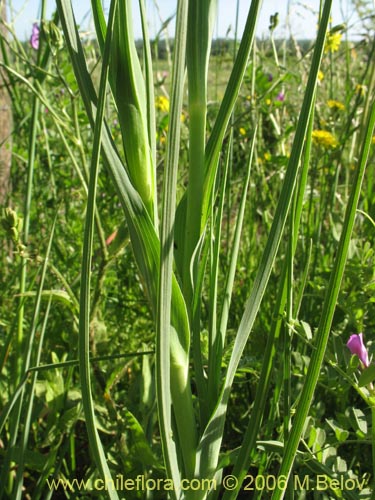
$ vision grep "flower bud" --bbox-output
[347,333,370,368]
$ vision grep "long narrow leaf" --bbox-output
[156,0,193,489]
[139,0,157,172]
[271,86,375,500]
[182,0,217,297]
[196,0,332,481]
[208,132,255,413]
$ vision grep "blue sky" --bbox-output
[9,1,361,41]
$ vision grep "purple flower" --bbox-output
[347,333,370,368]
[268,73,273,82]
[30,23,40,50]
[276,92,285,102]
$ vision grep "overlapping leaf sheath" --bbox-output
[111,0,156,224]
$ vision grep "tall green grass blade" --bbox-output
[78,1,119,497]
[222,118,314,500]
[174,0,262,289]
[90,0,106,52]
[271,87,375,500]
[156,0,195,486]
[196,0,332,481]
[222,113,313,499]
[182,0,217,297]
[208,132,255,412]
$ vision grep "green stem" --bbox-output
[183,0,216,300]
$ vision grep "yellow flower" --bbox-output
[312,130,338,148]
[355,84,366,96]
[327,99,345,111]
[239,127,246,136]
[324,31,342,53]
[266,98,271,106]
[318,70,324,82]
[155,95,169,113]
[264,152,271,161]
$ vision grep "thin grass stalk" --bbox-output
[209,133,255,413]
[78,1,119,496]
[196,1,332,482]
[17,82,39,357]
[14,294,52,500]
[283,191,294,498]
[271,98,375,500]
[222,102,315,500]
[225,0,241,266]
[207,142,230,412]
[156,0,193,487]
[202,0,262,228]
[282,178,299,495]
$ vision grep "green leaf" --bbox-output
[358,364,375,387]
[124,409,159,468]
[326,419,349,443]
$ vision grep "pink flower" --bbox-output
[347,333,370,368]
[276,92,285,102]
[30,23,40,50]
